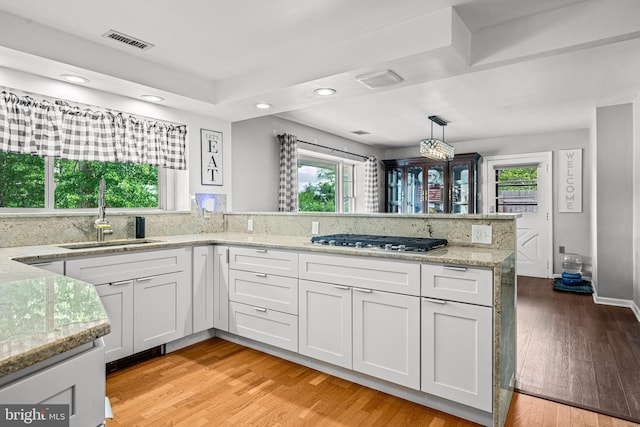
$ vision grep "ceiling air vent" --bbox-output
[356,70,403,89]
[102,30,155,51]
[351,130,370,135]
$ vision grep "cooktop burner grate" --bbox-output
[310,234,448,252]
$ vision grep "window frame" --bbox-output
[0,153,167,213]
[297,149,357,214]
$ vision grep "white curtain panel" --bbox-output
[0,91,187,170]
[278,133,298,212]
[364,156,379,213]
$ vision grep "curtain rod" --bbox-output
[279,135,370,160]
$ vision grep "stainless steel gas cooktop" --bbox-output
[310,234,447,252]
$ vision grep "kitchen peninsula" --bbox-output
[0,212,517,427]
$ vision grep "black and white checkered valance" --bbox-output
[0,91,187,170]
[364,156,379,213]
[277,133,298,212]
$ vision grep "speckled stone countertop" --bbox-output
[1,232,513,379]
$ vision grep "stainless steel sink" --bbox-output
[58,238,162,250]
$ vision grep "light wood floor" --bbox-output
[517,277,640,422]
[105,338,639,426]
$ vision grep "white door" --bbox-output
[484,152,552,278]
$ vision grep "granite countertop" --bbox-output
[0,232,513,379]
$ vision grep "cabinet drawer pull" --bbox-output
[255,249,267,253]
[443,266,467,272]
[254,273,267,278]
[253,307,267,312]
[136,276,155,282]
[423,297,446,304]
[34,262,52,266]
[333,285,350,290]
[111,280,133,287]
[353,287,372,293]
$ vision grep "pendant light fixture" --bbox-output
[420,115,454,160]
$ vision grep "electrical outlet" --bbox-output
[247,219,253,232]
[559,246,565,254]
[312,221,319,235]
[471,225,492,244]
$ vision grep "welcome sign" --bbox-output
[558,149,582,212]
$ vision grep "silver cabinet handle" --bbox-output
[253,307,267,312]
[111,280,133,287]
[333,285,350,290]
[443,266,467,272]
[255,249,267,253]
[423,297,446,304]
[136,276,154,282]
[254,273,267,277]
[353,287,372,293]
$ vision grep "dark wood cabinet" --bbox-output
[383,153,480,214]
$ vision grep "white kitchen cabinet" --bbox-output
[229,269,298,314]
[0,340,105,427]
[229,301,298,352]
[213,246,229,332]
[421,263,493,306]
[421,297,493,412]
[66,248,189,361]
[96,280,133,363]
[298,279,352,369]
[299,252,420,295]
[65,248,187,285]
[192,245,214,333]
[227,246,299,351]
[229,247,298,277]
[133,271,191,353]
[353,288,420,390]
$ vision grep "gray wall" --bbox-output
[231,116,385,212]
[595,104,634,300]
[385,129,592,275]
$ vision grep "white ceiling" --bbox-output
[0,0,638,148]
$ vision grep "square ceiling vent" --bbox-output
[356,70,404,89]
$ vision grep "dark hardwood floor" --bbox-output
[516,276,640,423]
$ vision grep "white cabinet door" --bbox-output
[133,271,190,353]
[96,281,134,363]
[192,245,214,333]
[353,288,420,390]
[421,297,493,412]
[298,280,352,369]
[213,246,229,332]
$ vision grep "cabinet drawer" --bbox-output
[299,252,420,296]
[0,340,105,427]
[229,301,298,352]
[66,248,187,285]
[229,269,298,314]
[229,247,298,277]
[421,263,493,306]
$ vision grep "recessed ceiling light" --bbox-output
[141,95,164,103]
[314,88,336,96]
[255,103,272,109]
[61,74,89,84]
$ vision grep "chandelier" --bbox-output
[419,115,454,161]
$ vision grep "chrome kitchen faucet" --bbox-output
[95,178,113,242]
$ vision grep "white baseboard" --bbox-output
[592,291,640,322]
